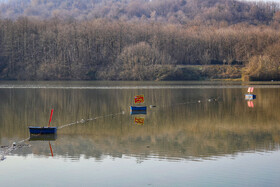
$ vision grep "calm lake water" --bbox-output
[1,81,280,186]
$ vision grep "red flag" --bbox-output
[48,109,54,127]
[134,95,144,104]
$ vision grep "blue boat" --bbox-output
[130,106,147,115]
[130,106,147,111]
[29,127,57,134]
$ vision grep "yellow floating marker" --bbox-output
[134,95,144,104]
[134,117,145,125]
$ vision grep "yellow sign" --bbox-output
[134,95,144,104]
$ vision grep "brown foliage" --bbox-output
[0,17,280,80]
[98,42,175,80]
[0,0,279,25]
[246,42,280,81]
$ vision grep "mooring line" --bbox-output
[17,138,30,144]
[157,97,220,109]
[0,143,31,161]
[57,111,125,130]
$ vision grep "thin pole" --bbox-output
[48,109,54,127]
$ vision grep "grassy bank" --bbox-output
[156,65,243,81]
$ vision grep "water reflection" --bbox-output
[247,100,254,108]
[134,117,145,125]
[0,82,280,162]
[29,134,57,141]
[29,134,57,157]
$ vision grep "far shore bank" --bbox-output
[0,64,279,82]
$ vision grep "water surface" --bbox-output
[1,81,280,186]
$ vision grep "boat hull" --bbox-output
[29,127,57,134]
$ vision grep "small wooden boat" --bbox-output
[29,109,57,134]
[29,127,57,134]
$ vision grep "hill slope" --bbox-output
[0,0,279,25]
[1,0,280,81]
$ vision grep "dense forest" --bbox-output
[1,0,280,24]
[0,0,280,80]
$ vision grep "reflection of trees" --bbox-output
[1,84,280,160]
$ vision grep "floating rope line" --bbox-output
[0,143,31,161]
[17,138,30,144]
[57,111,125,129]
[156,97,221,109]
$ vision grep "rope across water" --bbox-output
[57,111,125,129]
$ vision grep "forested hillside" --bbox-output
[0,0,280,81]
[1,0,280,24]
